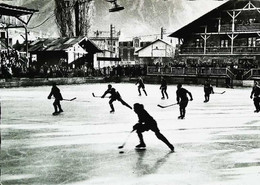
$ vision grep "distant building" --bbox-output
[135,39,174,66]
[119,37,153,65]
[89,29,121,69]
[28,36,102,69]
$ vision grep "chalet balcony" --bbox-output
[243,68,260,80]
[220,23,260,32]
[181,46,260,55]
[147,66,228,77]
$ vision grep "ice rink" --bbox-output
[1,83,260,185]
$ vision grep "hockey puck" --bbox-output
[119,151,124,154]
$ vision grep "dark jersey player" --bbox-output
[101,84,132,113]
[135,77,147,96]
[250,81,260,113]
[133,103,174,151]
[48,82,63,115]
[204,80,214,103]
[176,84,193,119]
[160,76,168,99]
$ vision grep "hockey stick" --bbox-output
[118,130,135,149]
[92,93,102,98]
[92,93,109,98]
[214,91,226,94]
[62,97,77,101]
[157,103,178,108]
[51,97,76,101]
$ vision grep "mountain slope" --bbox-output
[0,0,225,38]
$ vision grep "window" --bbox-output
[248,37,256,47]
[220,39,229,47]
[133,38,140,47]
[195,39,203,48]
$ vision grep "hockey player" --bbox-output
[250,81,260,113]
[135,76,147,96]
[48,82,63,115]
[133,103,174,151]
[160,76,168,99]
[204,80,214,102]
[176,83,193,119]
[101,84,132,113]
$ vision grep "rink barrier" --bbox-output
[0,77,105,88]
[0,77,253,88]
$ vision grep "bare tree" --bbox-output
[54,0,95,37]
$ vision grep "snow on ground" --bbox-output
[0,83,260,185]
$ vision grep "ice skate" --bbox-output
[169,144,174,152]
[52,112,60,116]
[135,143,146,150]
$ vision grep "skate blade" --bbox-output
[135,147,146,150]
[52,112,61,116]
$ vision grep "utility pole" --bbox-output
[161,27,166,40]
[110,24,115,58]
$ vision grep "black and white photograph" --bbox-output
[0,0,260,184]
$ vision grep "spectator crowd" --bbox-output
[0,49,147,79]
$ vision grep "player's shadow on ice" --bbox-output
[133,150,172,176]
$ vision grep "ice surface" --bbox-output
[0,83,260,185]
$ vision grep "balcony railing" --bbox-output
[220,23,260,32]
[147,66,227,77]
[243,68,260,80]
[180,46,260,54]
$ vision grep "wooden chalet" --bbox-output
[150,0,260,82]
[28,37,102,69]
[135,39,174,66]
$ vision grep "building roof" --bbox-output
[29,37,102,53]
[0,3,38,17]
[29,37,85,52]
[119,35,158,42]
[79,39,103,53]
[168,0,231,38]
[135,39,172,53]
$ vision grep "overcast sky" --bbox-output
[0,0,227,39]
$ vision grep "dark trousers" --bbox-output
[109,97,132,111]
[253,97,260,111]
[53,99,62,112]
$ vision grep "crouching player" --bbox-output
[133,103,174,152]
